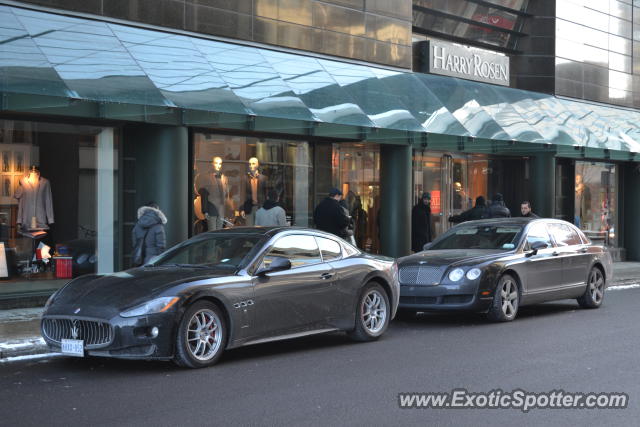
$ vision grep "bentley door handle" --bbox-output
[321,272,335,280]
[552,252,559,256]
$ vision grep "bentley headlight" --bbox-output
[466,268,482,280]
[120,297,180,318]
[448,268,465,282]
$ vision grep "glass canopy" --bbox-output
[2,5,640,153]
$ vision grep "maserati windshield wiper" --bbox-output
[162,263,210,269]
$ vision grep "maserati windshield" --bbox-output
[430,224,523,250]
[154,235,262,268]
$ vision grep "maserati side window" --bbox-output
[316,237,342,261]
[549,223,582,247]
[262,235,322,269]
[525,223,553,251]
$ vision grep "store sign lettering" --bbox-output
[428,40,509,86]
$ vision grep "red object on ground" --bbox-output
[55,257,73,279]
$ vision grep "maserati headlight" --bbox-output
[466,268,482,280]
[120,297,180,318]
[44,291,58,310]
[448,268,465,282]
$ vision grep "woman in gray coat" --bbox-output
[132,202,167,265]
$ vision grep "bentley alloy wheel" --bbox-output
[487,274,519,322]
[577,267,605,309]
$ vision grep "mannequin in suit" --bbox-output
[241,157,268,226]
[194,156,229,230]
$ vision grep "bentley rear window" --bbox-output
[429,225,523,250]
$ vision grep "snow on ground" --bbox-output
[0,336,45,350]
[0,307,44,323]
[0,352,61,363]
[607,284,640,291]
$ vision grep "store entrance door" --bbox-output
[414,151,484,240]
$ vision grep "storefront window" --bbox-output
[574,161,618,247]
[0,120,118,299]
[332,144,380,253]
[192,133,313,233]
[413,151,489,238]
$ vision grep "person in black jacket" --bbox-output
[520,201,540,218]
[487,193,511,218]
[411,192,432,252]
[449,195,488,224]
[313,188,351,239]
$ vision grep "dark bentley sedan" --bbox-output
[41,227,399,368]
[398,218,612,321]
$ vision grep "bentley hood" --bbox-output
[398,249,508,267]
[46,266,236,317]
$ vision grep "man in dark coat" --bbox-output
[411,192,432,252]
[520,201,540,218]
[313,188,351,239]
[449,195,488,224]
[132,202,167,265]
[487,193,511,218]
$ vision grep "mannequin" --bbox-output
[194,156,228,230]
[15,165,54,230]
[242,157,269,226]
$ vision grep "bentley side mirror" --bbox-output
[257,256,292,276]
[423,242,433,251]
[527,241,548,257]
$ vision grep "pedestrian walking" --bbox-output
[132,202,167,266]
[411,192,432,252]
[255,190,287,226]
[487,193,511,218]
[520,200,539,218]
[449,195,488,223]
[313,188,351,239]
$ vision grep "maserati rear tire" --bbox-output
[348,282,390,341]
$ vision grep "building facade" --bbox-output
[1,0,640,305]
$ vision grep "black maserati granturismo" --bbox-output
[41,227,399,368]
[398,218,612,321]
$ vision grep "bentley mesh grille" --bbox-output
[399,266,445,285]
[42,318,113,347]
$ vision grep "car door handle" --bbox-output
[552,252,560,256]
[320,272,335,280]
[579,247,588,253]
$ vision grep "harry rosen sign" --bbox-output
[428,40,510,86]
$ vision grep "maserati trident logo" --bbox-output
[71,320,80,339]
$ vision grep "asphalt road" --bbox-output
[1,288,639,427]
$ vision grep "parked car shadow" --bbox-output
[55,332,356,372]
[394,300,582,326]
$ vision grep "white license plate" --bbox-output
[61,339,84,357]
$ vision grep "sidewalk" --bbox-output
[2,262,640,362]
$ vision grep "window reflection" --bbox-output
[332,144,380,253]
[192,133,314,233]
[574,162,617,247]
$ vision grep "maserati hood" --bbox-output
[46,266,236,317]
